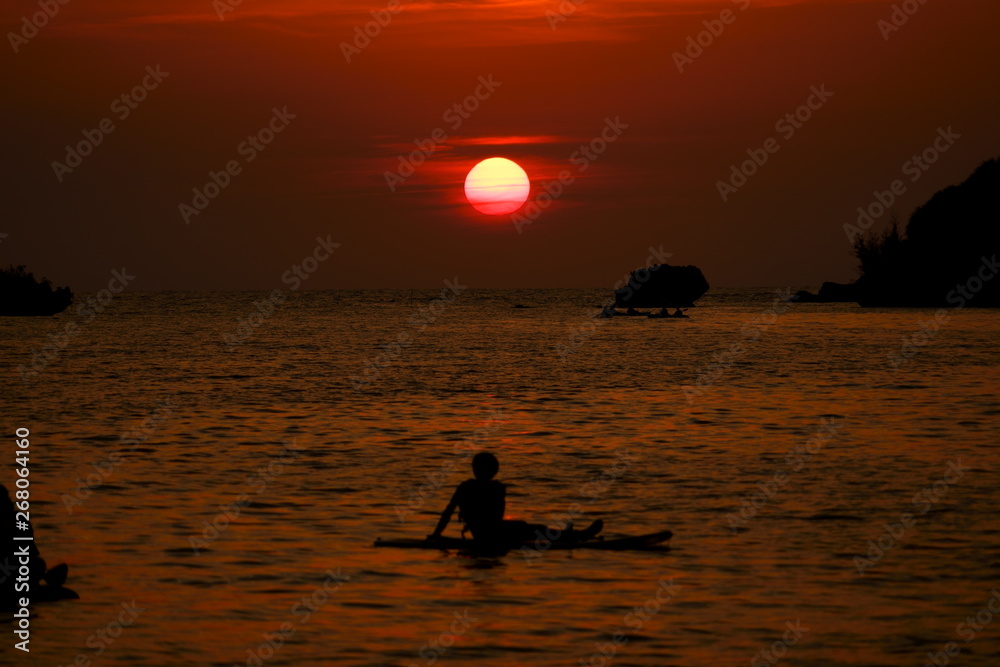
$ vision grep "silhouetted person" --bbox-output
[430,452,602,547]
[1,484,67,610]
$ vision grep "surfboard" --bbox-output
[35,585,79,602]
[374,529,672,552]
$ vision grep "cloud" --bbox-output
[450,135,571,146]
[14,0,861,46]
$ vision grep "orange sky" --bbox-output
[2,0,998,289]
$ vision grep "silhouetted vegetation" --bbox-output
[853,158,999,307]
[0,265,73,316]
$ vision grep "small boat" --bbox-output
[374,529,672,552]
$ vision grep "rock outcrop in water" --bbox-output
[850,158,1000,307]
[613,264,709,308]
[790,281,859,303]
[0,265,73,316]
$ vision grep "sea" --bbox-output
[1,288,998,666]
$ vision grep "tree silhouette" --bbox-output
[853,158,999,307]
[0,265,74,316]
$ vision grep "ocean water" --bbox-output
[1,288,998,666]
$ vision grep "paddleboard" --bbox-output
[374,530,672,552]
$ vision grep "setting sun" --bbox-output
[464,157,530,215]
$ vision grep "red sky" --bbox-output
[2,0,998,290]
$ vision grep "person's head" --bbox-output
[472,452,499,481]
[0,484,12,512]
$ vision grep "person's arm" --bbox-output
[429,487,460,538]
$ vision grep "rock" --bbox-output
[790,282,859,303]
[613,264,709,309]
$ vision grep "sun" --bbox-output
[464,158,530,215]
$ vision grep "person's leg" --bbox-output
[44,562,68,587]
[1,555,17,611]
[560,519,604,542]
[31,556,47,585]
